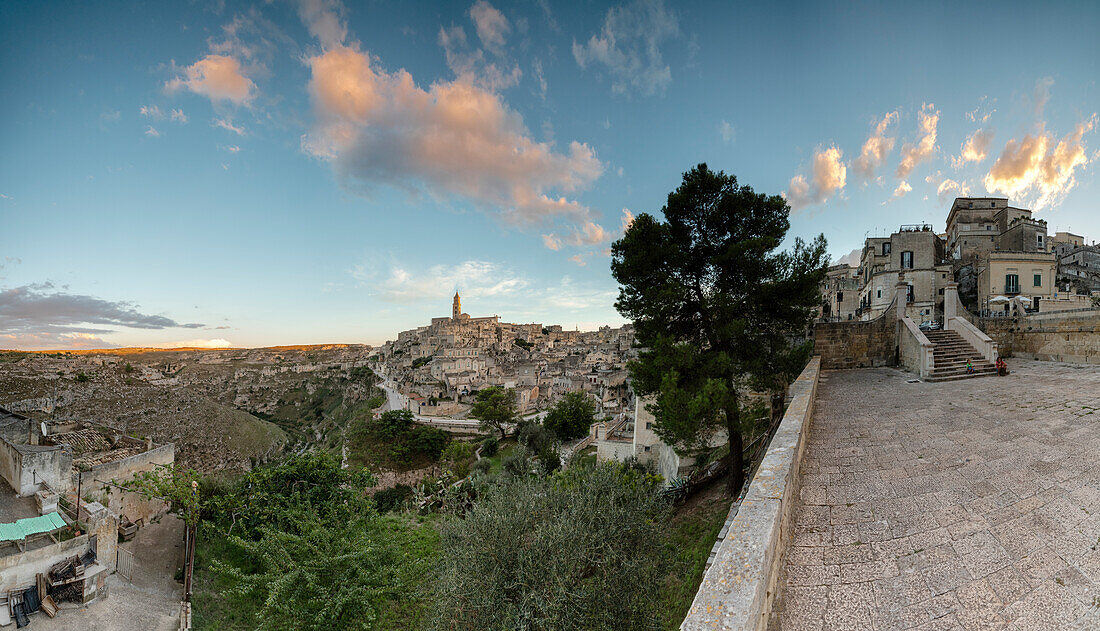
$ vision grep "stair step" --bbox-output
[925,371,997,383]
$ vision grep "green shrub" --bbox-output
[441,442,475,478]
[480,435,499,458]
[428,463,669,630]
[470,459,492,475]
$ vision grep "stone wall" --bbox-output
[682,357,821,631]
[82,443,175,524]
[0,438,72,496]
[813,297,898,369]
[979,308,1100,364]
[0,534,91,595]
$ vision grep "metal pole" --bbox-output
[75,472,82,524]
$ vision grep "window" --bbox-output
[882,242,891,255]
[836,291,844,303]
[1033,273,1042,287]
[906,285,914,303]
[987,225,993,230]
[646,422,653,430]
[901,251,913,269]
[876,289,881,299]
[1037,234,1044,249]
[1005,273,1020,293]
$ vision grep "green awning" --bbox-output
[0,512,67,543]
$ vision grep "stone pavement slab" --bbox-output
[770,360,1100,631]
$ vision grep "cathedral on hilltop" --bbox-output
[448,291,499,325]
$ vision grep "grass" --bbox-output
[571,444,598,469]
[659,480,734,630]
[482,440,517,475]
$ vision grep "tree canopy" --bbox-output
[543,391,597,441]
[470,386,516,439]
[194,453,438,630]
[427,462,668,631]
[611,164,828,494]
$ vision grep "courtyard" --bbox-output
[770,359,1100,631]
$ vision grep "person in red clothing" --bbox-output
[996,357,1009,376]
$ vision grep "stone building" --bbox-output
[856,224,951,322]
[944,197,1059,313]
[819,264,860,321]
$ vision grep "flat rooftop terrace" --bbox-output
[770,359,1100,631]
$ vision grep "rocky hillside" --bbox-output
[0,345,376,473]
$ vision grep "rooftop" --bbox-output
[770,360,1100,630]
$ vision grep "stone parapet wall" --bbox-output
[681,357,821,631]
[813,298,897,369]
[81,443,175,524]
[980,309,1100,364]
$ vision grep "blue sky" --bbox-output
[1,0,1098,349]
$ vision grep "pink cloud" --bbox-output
[166,54,255,105]
[896,103,939,178]
[983,116,1096,210]
[302,42,602,228]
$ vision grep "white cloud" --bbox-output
[159,338,233,349]
[140,104,163,119]
[785,145,847,210]
[568,254,587,266]
[0,283,205,350]
[213,117,245,135]
[619,208,634,233]
[896,103,939,178]
[170,108,188,123]
[952,128,994,168]
[936,178,970,204]
[1033,76,1054,117]
[892,180,912,199]
[541,220,613,252]
[358,259,529,304]
[533,58,547,100]
[297,0,347,51]
[144,126,161,137]
[719,120,735,144]
[223,145,241,153]
[851,111,897,178]
[982,115,1096,210]
[572,0,679,96]
[439,25,521,91]
[469,0,510,54]
[166,54,255,105]
[966,96,996,124]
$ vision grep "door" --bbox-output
[117,547,134,582]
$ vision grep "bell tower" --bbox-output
[452,291,461,320]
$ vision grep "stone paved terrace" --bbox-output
[769,359,1100,631]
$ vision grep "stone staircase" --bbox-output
[923,329,996,382]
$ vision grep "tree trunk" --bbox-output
[725,403,744,497]
[500,425,507,440]
[771,390,785,426]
